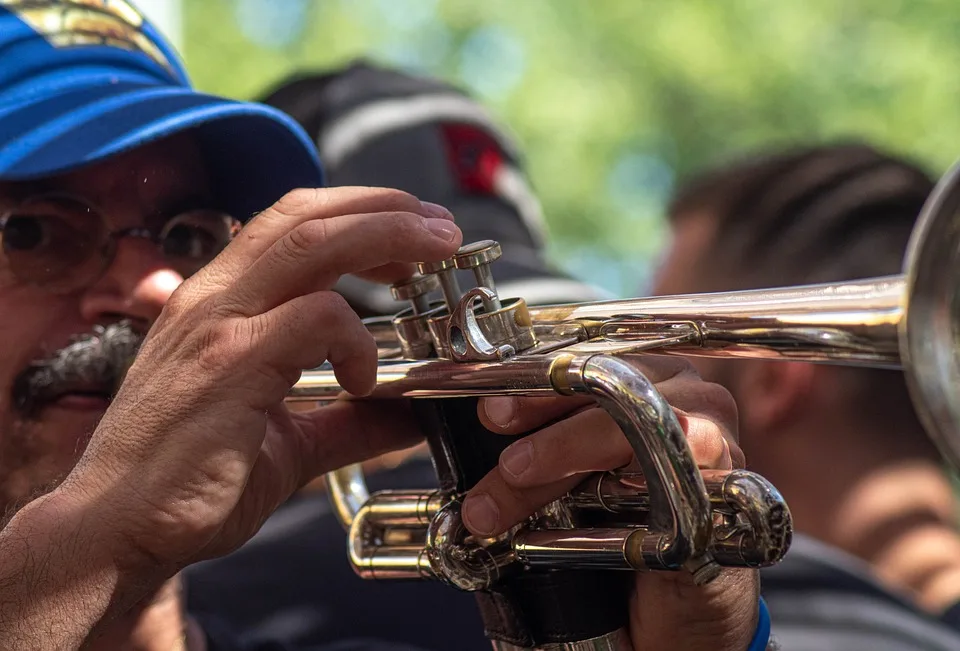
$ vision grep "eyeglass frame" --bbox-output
[0,191,243,294]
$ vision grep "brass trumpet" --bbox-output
[286,160,960,649]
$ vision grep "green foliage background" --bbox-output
[178,0,960,297]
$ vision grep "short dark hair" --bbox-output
[668,142,934,292]
[668,143,938,448]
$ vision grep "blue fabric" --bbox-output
[0,1,324,220]
[748,597,771,651]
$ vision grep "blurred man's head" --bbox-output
[256,61,606,480]
[258,60,606,318]
[652,143,942,477]
[0,1,323,510]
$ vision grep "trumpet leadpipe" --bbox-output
[527,275,905,368]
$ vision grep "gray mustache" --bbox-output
[11,322,144,418]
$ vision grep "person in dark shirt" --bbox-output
[651,143,960,650]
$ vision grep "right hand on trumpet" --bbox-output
[466,356,763,651]
[0,187,464,650]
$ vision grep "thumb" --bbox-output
[292,400,424,480]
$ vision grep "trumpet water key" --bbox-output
[291,160,960,650]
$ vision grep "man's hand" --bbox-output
[1,188,462,645]
[465,355,760,651]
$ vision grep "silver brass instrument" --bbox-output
[287,161,960,650]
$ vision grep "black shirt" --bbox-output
[186,459,488,651]
[199,611,426,651]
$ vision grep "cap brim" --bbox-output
[0,81,324,220]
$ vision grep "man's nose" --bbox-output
[78,237,183,328]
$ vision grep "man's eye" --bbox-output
[162,224,219,258]
[160,210,237,260]
[3,215,52,251]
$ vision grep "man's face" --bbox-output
[0,136,215,509]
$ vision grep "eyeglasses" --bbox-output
[0,193,242,293]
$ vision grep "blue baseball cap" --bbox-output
[0,0,325,220]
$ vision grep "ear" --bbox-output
[736,361,816,435]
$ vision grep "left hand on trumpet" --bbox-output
[466,354,762,651]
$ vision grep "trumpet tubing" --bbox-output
[296,159,960,650]
[303,240,804,591]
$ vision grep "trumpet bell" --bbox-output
[902,159,960,472]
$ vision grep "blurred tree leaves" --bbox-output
[181,0,960,296]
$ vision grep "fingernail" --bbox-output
[484,397,516,428]
[421,201,454,220]
[425,218,459,241]
[501,440,533,478]
[463,493,499,536]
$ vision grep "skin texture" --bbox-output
[652,210,960,614]
[0,138,759,651]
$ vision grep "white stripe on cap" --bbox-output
[492,163,548,248]
[317,92,549,248]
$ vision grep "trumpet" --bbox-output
[288,162,960,650]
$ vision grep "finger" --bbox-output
[463,413,733,537]
[217,291,376,405]
[478,355,695,434]
[491,406,736,495]
[485,406,734,483]
[348,204,453,284]
[478,396,594,433]
[351,262,419,285]
[467,399,738,536]
[221,399,425,547]
[291,399,424,481]
[675,410,735,470]
[657,376,740,464]
[492,407,633,488]
[462,475,581,538]
[208,187,453,283]
[224,211,462,316]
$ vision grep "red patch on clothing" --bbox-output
[440,123,505,195]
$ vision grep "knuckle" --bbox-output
[271,187,325,218]
[687,420,728,467]
[162,286,191,317]
[195,320,245,374]
[321,288,352,313]
[284,219,331,258]
[311,291,355,328]
[384,210,426,240]
[698,382,739,426]
[242,314,271,352]
[636,354,699,382]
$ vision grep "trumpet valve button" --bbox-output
[390,274,440,302]
[418,257,456,276]
[453,240,502,269]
